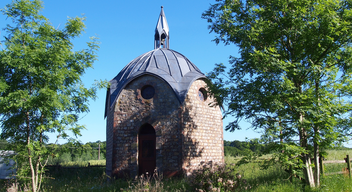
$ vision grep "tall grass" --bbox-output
[231,149,352,192]
[227,156,302,192]
[39,163,188,192]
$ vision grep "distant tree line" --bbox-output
[223,139,267,157]
[2,138,350,161]
[46,141,106,164]
[0,139,106,164]
[223,139,351,157]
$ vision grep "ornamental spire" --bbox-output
[154,6,169,49]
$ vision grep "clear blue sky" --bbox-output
[1,0,349,147]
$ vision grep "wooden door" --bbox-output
[138,125,156,176]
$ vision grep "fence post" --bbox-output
[98,144,101,160]
[346,155,351,178]
[320,155,324,177]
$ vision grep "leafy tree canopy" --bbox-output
[203,0,352,187]
[0,0,99,191]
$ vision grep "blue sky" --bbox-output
[2,0,349,147]
[0,0,261,144]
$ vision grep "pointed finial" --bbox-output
[154,6,169,49]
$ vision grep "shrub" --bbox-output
[187,161,250,191]
[60,152,73,163]
[47,152,72,165]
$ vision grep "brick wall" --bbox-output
[106,75,223,178]
[107,75,181,178]
[181,79,224,173]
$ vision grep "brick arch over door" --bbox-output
[138,123,156,176]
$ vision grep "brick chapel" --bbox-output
[105,7,224,178]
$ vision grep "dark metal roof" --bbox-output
[105,48,205,114]
[104,7,206,117]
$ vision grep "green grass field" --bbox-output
[1,150,352,191]
[58,159,106,167]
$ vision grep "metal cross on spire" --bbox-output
[154,6,170,49]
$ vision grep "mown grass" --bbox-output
[2,149,352,191]
[58,159,106,167]
[325,149,352,160]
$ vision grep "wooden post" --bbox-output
[347,155,351,178]
[320,155,324,177]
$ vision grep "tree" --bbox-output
[0,139,8,150]
[203,0,352,187]
[0,0,99,191]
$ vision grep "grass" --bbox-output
[58,159,106,167]
[224,150,352,192]
[0,163,189,192]
[224,155,304,192]
[324,149,352,161]
[40,167,189,192]
[2,149,352,191]
[42,167,129,192]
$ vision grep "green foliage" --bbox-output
[224,139,267,157]
[47,141,106,165]
[0,139,8,150]
[224,146,251,157]
[0,0,99,191]
[203,0,352,187]
[47,152,72,164]
[187,161,250,191]
[203,0,352,144]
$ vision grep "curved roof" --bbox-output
[106,48,205,111]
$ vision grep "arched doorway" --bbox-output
[138,124,156,176]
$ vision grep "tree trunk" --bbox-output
[299,113,315,187]
[26,112,37,192]
[36,130,43,192]
[314,139,320,186]
[313,76,320,187]
[303,153,315,187]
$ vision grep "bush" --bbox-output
[47,152,72,165]
[187,161,250,191]
[73,152,92,162]
[224,146,253,157]
[60,152,73,163]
